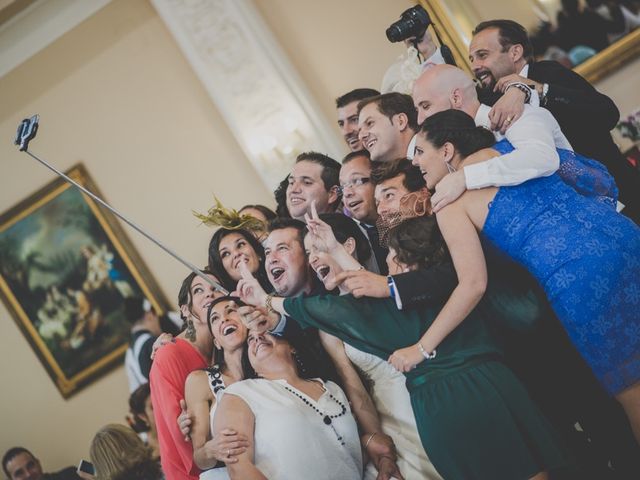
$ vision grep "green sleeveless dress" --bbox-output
[284,294,569,480]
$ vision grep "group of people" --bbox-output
[11,15,639,480]
[142,16,638,480]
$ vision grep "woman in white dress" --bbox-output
[214,330,363,480]
[184,296,250,480]
[306,213,441,480]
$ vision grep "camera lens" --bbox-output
[385,5,431,43]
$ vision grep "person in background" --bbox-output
[382,27,446,95]
[124,297,162,392]
[237,205,276,225]
[127,383,160,459]
[2,448,80,480]
[336,88,380,151]
[90,424,162,480]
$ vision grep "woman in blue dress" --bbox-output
[391,108,640,444]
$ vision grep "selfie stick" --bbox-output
[14,115,230,295]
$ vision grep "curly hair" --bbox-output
[387,216,450,271]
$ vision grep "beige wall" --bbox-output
[1,0,639,472]
[0,0,270,470]
[253,0,414,136]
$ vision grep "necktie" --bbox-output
[363,223,389,275]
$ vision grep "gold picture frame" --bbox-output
[419,0,640,83]
[0,164,170,398]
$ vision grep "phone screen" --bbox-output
[77,459,95,475]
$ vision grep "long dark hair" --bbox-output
[387,216,450,271]
[420,109,495,158]
[206,296,254,374]
[207,228,271,292]
[177,267,217,330]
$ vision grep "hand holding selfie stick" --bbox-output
[14,115,229,295]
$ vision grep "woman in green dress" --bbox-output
[235,210,570,480]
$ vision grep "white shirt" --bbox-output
[464,103,572,189]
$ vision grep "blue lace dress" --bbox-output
[483,140,640,395]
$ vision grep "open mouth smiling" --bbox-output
[346,135,359,148]
[270,267,285,281]
[317,265,331,279]
[222,324,238,336]
[288,197,305,205]
[347,200,363,210]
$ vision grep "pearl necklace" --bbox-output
[282,383,347,446]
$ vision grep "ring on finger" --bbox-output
[227,449,231,457]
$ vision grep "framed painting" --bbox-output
[0,164,170,398]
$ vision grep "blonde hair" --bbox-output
[90,424,156,480]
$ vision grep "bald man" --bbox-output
[412,64,571,211]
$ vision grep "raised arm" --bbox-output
[319,333,403,480]
[213,394,266,480]
[389,203,487,372]
[464,107,559,190]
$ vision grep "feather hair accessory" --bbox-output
[193,196,266,235]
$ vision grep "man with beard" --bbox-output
[336,88,380,152]
[411,64,569,212]
[470,19,640,223]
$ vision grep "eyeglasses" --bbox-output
[339,177,371,194]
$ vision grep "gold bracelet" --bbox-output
[364,432,378,449]
[264,294,275,315]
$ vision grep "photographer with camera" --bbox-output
[381,5,455,95]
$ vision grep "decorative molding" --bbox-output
[0,0,112,78]
[151,0,343,190]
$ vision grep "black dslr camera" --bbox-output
[385,5,431,43]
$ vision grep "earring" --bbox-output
[445,161,457,174]
[185,316,197,342]
[292,350,307,376]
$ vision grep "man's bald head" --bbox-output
[412,64,479,124]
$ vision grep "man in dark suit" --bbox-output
[470,19,639,224]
